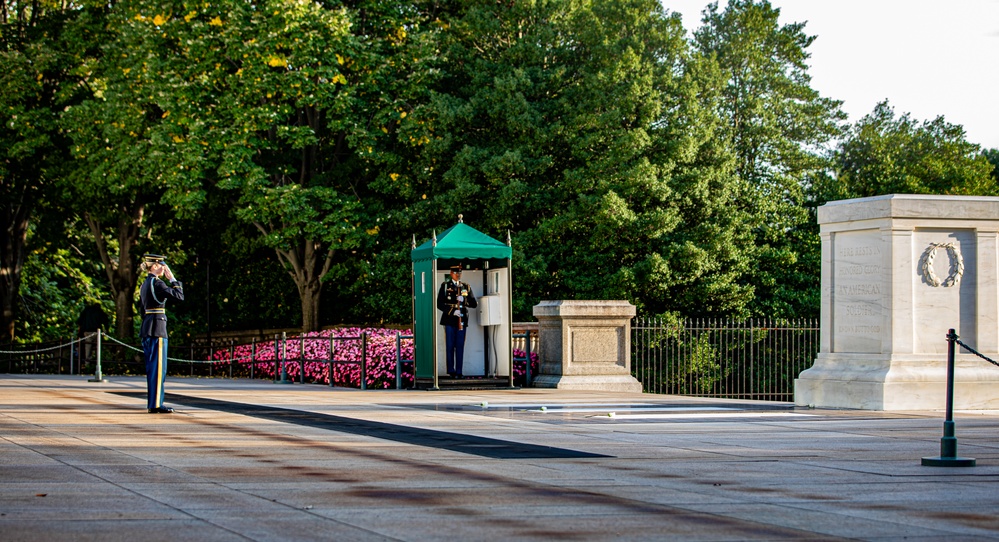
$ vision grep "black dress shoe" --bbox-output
[147,407,175,414]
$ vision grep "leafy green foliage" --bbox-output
[669,332,729,395]
[820,101,998,200]
[693,0,846,318]
[15,221,116,343]
[118,0,443,331]
[412,0,754,319]
[7,0,999,342]
[1,1,104,340]
[147,186,302,340]
[984,148,999,183]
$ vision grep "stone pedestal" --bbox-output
[532,300,643,392]
[795,194,999,410]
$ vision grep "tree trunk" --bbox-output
[0,199,31,343]
[298,278,323,333]
[84,203,145,340]
[112,284,134,340]
[0,292,13,344]
[270,236,332,333]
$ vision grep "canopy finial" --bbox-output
[458,214,464,224]
[432,229,437,246]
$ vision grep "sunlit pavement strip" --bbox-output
[598,411,817,420]
[4,375,999,542]
[467,402,664,408]
[455,403,782,413]
[504,406,811,419]
[460,403,808,420]
[519,406,738,413]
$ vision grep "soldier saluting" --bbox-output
[437,264,477,379]
[139,254,184,413]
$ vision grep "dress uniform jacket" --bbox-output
[140,274,184,338]
[437,279,477,328]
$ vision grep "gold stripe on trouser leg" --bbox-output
[156,338,165,408]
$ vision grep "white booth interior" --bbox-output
[434,266,511,378]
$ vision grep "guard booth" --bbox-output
[411,218,514,389]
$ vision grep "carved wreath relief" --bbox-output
[920,242,964,287]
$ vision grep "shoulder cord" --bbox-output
[148,275,164,306]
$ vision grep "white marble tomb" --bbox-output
[795,194,999,410]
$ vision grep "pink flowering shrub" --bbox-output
[212,327,414,389]
[212,328,539,388]
[512,348,540,387]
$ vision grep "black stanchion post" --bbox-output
[250,339,256,380]
[70,334,76,375]
[525,331,532,388]
[329,336,335,387]
[278,332,292,384]
[360,333,368,391]
[273,334,279,382]
[396,332,402,390]
[922,329,976,467]
[88,332,107,383]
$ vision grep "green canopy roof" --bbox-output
[411,223,512,261]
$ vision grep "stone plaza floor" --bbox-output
[1,374,997,541]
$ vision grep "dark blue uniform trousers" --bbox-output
[444,325,466,376]
[142,337,168,409]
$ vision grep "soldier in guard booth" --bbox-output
[437,264,477,379]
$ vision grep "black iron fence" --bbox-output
[4,319,814,398]
[1,336,84,376]
[631,317,819,401]
[1,327,540,389]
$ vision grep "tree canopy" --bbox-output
[410,0,754,317]
[820,100,998,201]
[3,0,997,343]
[693,0,846,318]
[1,0,106,340]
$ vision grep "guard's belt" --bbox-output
[145,308,166,314]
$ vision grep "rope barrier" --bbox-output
[0,333,95,355]
[3,332,369,366]
[3,331,409,390]
[8,330,992,368]
[98,332,257,364]
[954,338,999,368]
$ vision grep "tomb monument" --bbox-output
[795,194,999,410]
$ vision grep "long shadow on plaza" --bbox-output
[113,391,608,460]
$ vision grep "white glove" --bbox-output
[457,295,464,302]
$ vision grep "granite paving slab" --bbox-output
[2,374,997,542]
